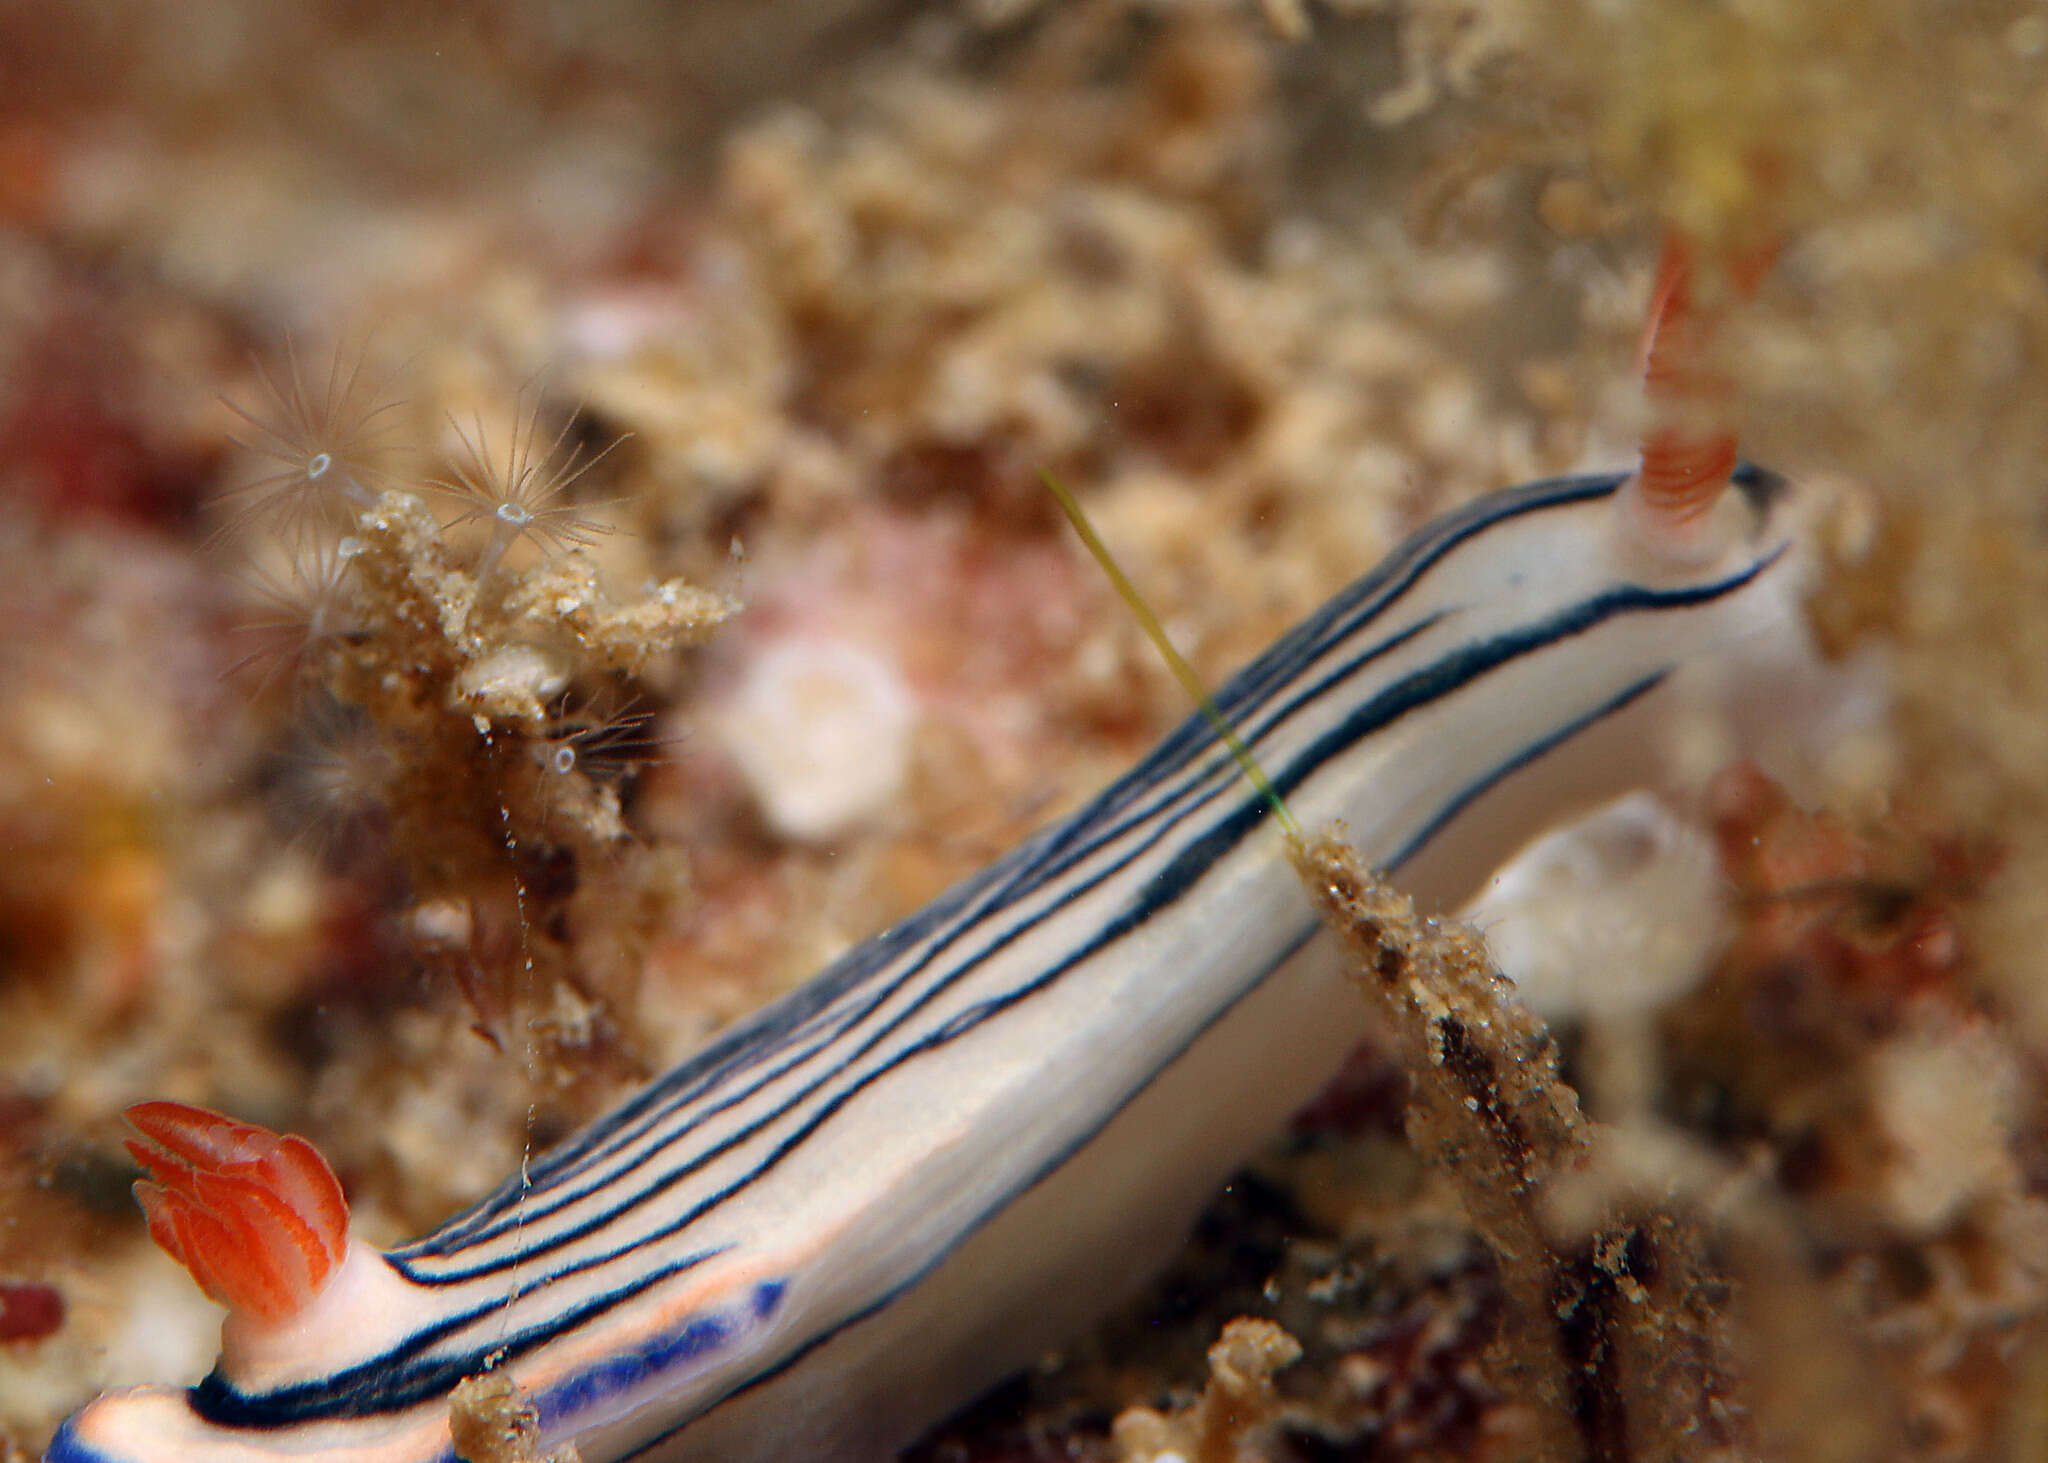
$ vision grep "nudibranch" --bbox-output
[52,242,1818,1463]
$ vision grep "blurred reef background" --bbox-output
[3,2,2048,1459]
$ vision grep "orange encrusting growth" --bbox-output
[124,1101,351,1325]
[1634,233,1777,534]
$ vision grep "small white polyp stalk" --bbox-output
[1464,790,1726,1024]
[1467,791,1732,1119]
[297,448,382,516]
[475,500,536,583]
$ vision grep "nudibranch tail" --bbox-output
[123,1101,350,1325]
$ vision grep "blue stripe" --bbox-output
[190,1245,731,1425]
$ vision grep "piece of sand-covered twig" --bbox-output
[1287,828,1753,1463]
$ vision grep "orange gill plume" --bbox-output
[1632,231,1780,543]
[123,1101,350,1325]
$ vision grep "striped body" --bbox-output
[50,467,1808,1463]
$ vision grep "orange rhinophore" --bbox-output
[123,1101,350,1325]
[1633,232,1779,538]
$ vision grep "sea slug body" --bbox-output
[51,458,1816,1463]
